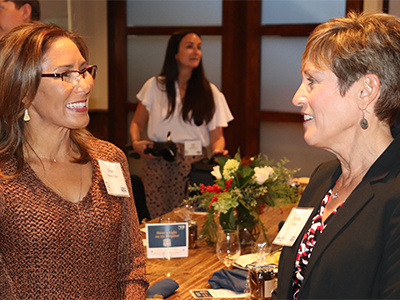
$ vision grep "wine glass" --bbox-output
[216,229,241,269]
[173,203,195,222]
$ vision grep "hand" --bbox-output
[212,149,229,156]
[132,140,156,160]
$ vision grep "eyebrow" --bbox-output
[54,62,87,71]
[303,68,321,77]
[184,41,201,46]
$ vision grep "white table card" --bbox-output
[146,223,188,258]
[190,289,248,299]
[273,207,314,247]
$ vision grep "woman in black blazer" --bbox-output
[275,11,400,299]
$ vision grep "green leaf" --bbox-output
[233,149,242,162]
[200,210,218,245]
[216,156,229,167]
[240,165,254,178]
[219,207,236,230]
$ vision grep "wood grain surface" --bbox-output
[142,203,297,300]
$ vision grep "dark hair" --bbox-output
[303,11,400,125]
[10,0,41,21]
[0,22,94,178]
[157,30,215,126]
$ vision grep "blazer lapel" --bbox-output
[301,180,374,288]
[278,160,341,299]
[299,138,400,292]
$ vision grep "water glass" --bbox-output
[216,229,241,268]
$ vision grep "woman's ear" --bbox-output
[359,74,380,109]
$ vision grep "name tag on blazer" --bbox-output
[273,207,314,247]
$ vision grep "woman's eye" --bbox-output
[306,77,315,87]
[63,72,73,78]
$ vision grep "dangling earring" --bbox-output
[360,109,368,129]
[23,109,30,122]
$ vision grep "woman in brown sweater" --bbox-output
[0,22,148,299]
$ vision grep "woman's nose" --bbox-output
[292,83,306,107]
[75,75,93,93]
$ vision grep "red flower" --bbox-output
[203,184,221,194]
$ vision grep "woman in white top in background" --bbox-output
[130,30,233,219]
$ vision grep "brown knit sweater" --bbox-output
[0,139,148,299]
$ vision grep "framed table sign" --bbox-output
[146,223,188,258]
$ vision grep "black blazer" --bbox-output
[275,132,400,299]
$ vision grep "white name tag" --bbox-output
[273,207,314,247]
[98,159,130,197]
[184,140,202,156]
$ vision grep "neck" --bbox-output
[331,126,393,181]
[178,68,192,88]
[25,137,74,163]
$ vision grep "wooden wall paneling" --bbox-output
[346,0,364,12]
[383,0,389,13]
[87,110,109,140]
[261,24,317,36]
[244,0,261,157]
[107,0,128,150]
[126,26,221,36]
[258,111,303,123]
[222,0,250,156]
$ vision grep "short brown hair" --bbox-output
[303,11,400,125]
[9,1,41,20]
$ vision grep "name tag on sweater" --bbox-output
[98,159,130,197]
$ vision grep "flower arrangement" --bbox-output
[185,150,300,245]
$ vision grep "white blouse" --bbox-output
[137,76,234,147]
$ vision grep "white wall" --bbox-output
[40,0,108,110]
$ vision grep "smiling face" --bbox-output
[28,37,93,131]
[175,33,202,71]
[292,61,363,150]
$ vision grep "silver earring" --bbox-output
[23,109,30,122]
[360,110,368,129]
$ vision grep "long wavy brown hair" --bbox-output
[157,30,215,126]
[0,22,95,178]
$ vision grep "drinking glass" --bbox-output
[216,229,241,269]
[173,203,195,222]
[251,242,272,266]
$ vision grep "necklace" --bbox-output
[331,167,369,200]
[30,164,83,206]
[37,146,72,162]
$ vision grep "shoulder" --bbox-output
[137,77,166,104]
[86,138,126,163]
[209,82,223,97]
[310,159,340,179]
[143,76,165,90]
[208,82,228,106]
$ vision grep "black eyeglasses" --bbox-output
[41,65,97,86]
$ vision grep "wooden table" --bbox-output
[142,203,297,300]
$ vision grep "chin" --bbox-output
[303,132,319,148]
[70,116,90,130]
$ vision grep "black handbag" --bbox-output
[189,157,218,186]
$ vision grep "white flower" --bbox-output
[211,165,222,180]
[253,166,275,185]
[222,159,240,180]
